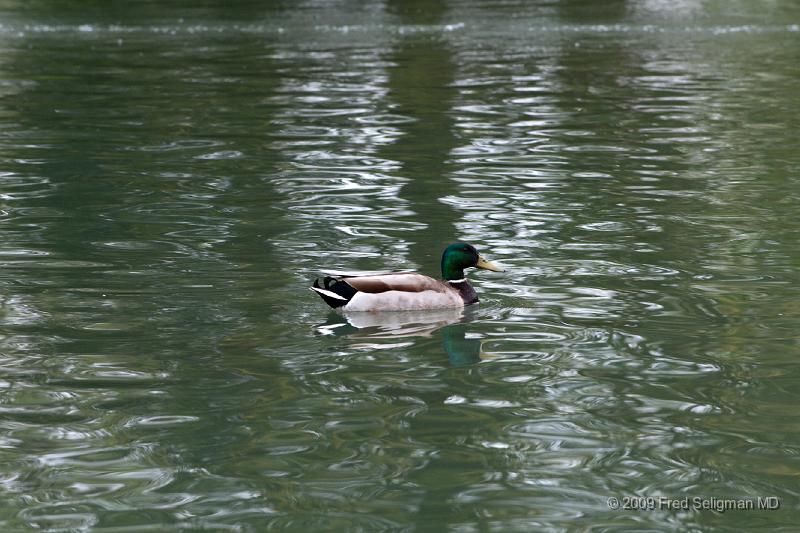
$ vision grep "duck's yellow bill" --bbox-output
[476,255,504,272]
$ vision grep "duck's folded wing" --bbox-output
[344,273,446,293]
[321,269,414,278]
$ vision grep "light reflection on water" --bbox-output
[1,1,800,530]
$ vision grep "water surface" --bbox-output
[1,0,799,530]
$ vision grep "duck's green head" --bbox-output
[441,242,504,281]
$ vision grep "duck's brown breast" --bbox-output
[448,281,478,305]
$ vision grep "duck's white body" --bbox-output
[343,274,466,311]
[311,272,476,311]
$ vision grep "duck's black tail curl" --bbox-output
[310,276,358,309]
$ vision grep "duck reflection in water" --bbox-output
[316,307,490,367]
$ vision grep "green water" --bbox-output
[1,1,799,530]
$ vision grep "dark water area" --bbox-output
[1,0,799,530]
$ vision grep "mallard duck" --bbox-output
[310,242,504,311]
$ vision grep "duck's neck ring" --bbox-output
[447,278,466,284]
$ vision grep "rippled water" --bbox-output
[1,1,799,530]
